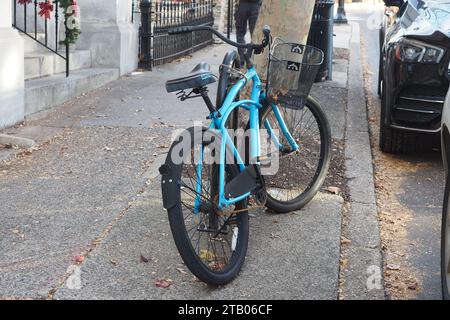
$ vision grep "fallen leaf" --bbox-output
[155,279,173,289]
[408,282,419,290]
[341,237,352,245]
[199,250,215,261]
[176,267,187,275]
[326,186,341,195]
[74,256,85,264]
[387,264,401,271]
[210,261,226,271]
[270,233,282,240]
[110,259,118,266]
[140,255,151,263]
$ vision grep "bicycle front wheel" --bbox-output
[260,96,332,213]
[162,127,249,286]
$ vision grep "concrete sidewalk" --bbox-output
[0,41,346,299]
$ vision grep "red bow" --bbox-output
[39,1,54,20]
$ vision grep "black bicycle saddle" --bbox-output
[166,62,217,93]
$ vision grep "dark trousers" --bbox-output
[235,1,261,64]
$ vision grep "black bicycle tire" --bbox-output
[163,127,249,285]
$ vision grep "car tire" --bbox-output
[442,174,450,300]
[379,81,423,154]
[378,28,384,98]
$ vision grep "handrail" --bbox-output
[12,0,70,77]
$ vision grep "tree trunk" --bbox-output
[252,0,316,80]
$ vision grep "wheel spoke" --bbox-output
[263,102,325,203]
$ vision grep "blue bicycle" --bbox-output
[160,25,331,285]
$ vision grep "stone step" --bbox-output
[20,32,48,54]
[25,68,119,116]
[25,50,92,80]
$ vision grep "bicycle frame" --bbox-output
[194,67,300,212]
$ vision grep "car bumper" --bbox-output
[390,93,444,133]
[388,54,450,133]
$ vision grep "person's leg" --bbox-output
[235,2,250,65]
[248,3,262,37]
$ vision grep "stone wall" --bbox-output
[76,0,139,76]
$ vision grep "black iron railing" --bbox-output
[12,0,70,77]
[139,0,214,70]
[226,0,235,39]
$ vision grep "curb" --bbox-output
[0,134,36,148]
[341,22,385,300]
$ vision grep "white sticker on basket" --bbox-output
[286,61,300,72]
[291,44,304,54]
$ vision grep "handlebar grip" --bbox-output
[262,25,271,38]
[168,26,194,35]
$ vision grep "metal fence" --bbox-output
[139,0,214,70]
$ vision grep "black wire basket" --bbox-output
[267,39,324,109]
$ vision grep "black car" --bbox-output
[379,0,450,153]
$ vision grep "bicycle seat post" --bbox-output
[194,86,220,119]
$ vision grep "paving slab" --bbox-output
[55,185,343,300]
[0,126,164,298]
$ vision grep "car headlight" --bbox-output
[395,38,445,64]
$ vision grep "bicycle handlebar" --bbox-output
[168,25,271,54]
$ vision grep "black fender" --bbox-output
[159,127,204,210]
[159,127,209,210]
[159,163,182,210]
[216,50,240,109]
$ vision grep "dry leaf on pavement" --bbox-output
[341,237,352,245]
[387,264,401,271]
[155,279,173,289]
[140,255,151,263]
[326,186,341,195]
[176,268,187,275]
[74,256,85,264]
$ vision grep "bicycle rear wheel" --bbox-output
[260,96,331,213]
[162,127,249,285]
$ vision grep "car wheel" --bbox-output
[443,174,450,300]
[379,80,423,154]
